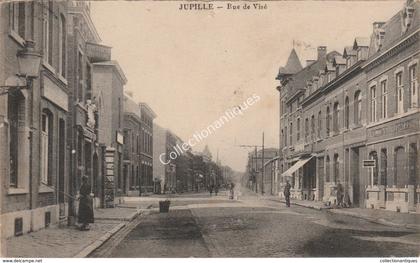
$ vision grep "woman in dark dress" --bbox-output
[78,176,94,230]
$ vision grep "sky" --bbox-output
[90,0,403,172]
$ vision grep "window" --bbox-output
[284,126,287,147]
[48,1,53,65]
[59,15,66,77]
[318,111,322,138]
[326,107,330,136]
[311,115,315,140]
[333,102,339,133]
[396,72,404,114]
[381,80,388,119]
[41,111,53,185]
[77,52,83,102]
[8,91,25,187]
[394,147,406,187]
[380,149,387,186]
[369,151,378,186]
[290,122,293,145]
[305,118,309,142]
[409,64,418,108]
[370,85,377,122]
[10,2,26,39]
[408,144,417,186]
[296,118,300,141]
[344,97,349,129]
[354,91,362,125]
[86,63,91,100]
[325,156,330,182]
[281,129,284,147]
[333,154,339,183]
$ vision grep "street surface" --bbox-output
[90,190,420,257]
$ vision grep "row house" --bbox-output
[276,0,419,212]
[139,102,157,193]
[123,94,157,195]
[0,1,69,238]
[246,148,279,195]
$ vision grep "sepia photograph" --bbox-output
[0,0,419,260]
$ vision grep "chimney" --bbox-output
[317,46,327,61]
[373,22,385,31]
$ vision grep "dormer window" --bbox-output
[402,6,415,32]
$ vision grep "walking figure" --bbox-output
[215,185,219,196]
[336,181,344,207]
[209,184,214,196]
[284,180,291,207]
[78,176,94,231]
[229,183,235,200]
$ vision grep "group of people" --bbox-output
[208,183,236,200]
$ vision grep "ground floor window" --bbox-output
[409,143,417,185]
[369,151,378,186]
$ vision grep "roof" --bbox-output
[278,49,303,76]
[354,37,370,48]
[123,93,140,119]
[333,56,346,65]
[325,62,336,72]
[343,46,356,57]
[367,1,420,59]
[139,102,157,119]
[93,60,128,85]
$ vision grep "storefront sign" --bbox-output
[367,119,418,139]
[363,159,376,167]
[116,132,124,144]
[42,76,68,111]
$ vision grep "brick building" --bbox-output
[0,1,69,238]
[66,2,110,217]
[246,148,279,195]
[277,0,419,212]
[92,60,127,207]
[139,102,156,193]
[123,92,141,196]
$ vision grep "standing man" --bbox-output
[284,180,291,207]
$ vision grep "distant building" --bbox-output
[246,148,278,194]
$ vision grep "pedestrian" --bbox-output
[229,183,235,200]
[215,184,219,196]
[78,176,94,231]
[209,184,214,196]
[284,180,291,207]
[337,181,344,208]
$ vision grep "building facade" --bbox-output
[92,60,127,207]
[1,1,69,238]
[277,0,419,212]
[139,103,156,193]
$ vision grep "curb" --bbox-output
[74,209,143,258]
[268,198,419,231]
[74,222,126,258]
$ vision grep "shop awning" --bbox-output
[281,156,314,177]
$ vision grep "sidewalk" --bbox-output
[4,207,142,258]
[265,195,420,231]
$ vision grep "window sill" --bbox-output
[9,30,25,47]
[7,188,29,195]
[39,184,54,193]
[42,61,56,75]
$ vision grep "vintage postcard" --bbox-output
[0,0,419,260]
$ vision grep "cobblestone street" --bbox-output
[95,191,420,257]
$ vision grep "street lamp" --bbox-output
[0,40,41,95]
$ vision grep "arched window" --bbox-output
[369,151,378,186]
[333,102,339,133]
[326,106,330,136]
[354,91,362,125]
[333,154,339,183]
[305,118,309,141]
[59,14,66,77]
[345,96,349,129]
[41,110,53,185]
[290,122,293,146]
[380,149,387,186]
[325,155,330,182]
[318,111,322,138]
[296,118,300,141]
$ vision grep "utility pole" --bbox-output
[261,132,265,195]
[254,146,257,193]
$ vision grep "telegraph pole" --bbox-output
[261,132,265,195]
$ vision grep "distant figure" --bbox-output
[284,181,291,207]
[337,181,344,207]
[215,185,219,196]
[209,184,214,196]
[229,183,235,200]
[78,176,94,231]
